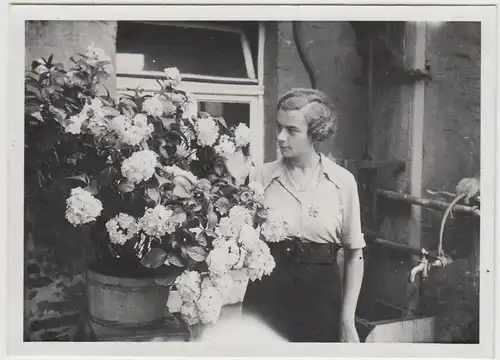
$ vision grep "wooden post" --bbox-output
[405,22,427,313]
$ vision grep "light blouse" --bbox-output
[253,153,366,249]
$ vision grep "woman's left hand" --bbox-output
[339,319,360,342]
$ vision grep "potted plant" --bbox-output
[25,46,286,331]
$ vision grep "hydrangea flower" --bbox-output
[195,117,219,147]
[85,45,113,75]
[210,273,234,304]
[179,300,199,326]
[65,187,103,226]
[206,246,231,276]
[214,134,236,159]
[105,213,140,245]
[175,270,202,303]
[248,181,265,202]
[110,113,154,146]
[197,282,223,324]
[139,204,177,238]
[228,205,254,228]
[143,94,164,117]
[121,150,157,184]
[260,210,288,243]
[164,67,182,87]
[234,123,252,148]
[245,241,276,281]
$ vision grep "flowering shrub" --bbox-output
[25,47,285,326]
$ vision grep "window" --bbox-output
[116,21,265,165]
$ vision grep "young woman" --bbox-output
[232,88,365,342]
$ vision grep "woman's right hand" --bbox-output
[224,149,253,186]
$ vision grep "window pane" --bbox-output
[116,22,249,78]
[198,102,250,127]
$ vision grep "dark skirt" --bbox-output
[242,238,342,342]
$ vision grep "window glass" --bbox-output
[198,101,250,127]
[116,22,250,78]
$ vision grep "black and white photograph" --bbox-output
[5,2,498,359]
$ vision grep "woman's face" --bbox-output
[276,109,313,158]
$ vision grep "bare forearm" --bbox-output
[341,248,364,322]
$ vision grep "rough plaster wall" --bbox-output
[25,20,118,341]
[419,22,480,343]
[25,20,117,96]
[276,22,366,161]
[263,23,279,162]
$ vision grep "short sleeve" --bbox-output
[340,174,366,249]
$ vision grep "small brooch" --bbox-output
[308,205,319,218]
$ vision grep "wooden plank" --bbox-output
[405,22,427,314]
[365,316,435,343]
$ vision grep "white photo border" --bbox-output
[5,2,498,359]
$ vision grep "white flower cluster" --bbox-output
[180,123,196,143]
[105,213,140,245]
[176,271,224,325]
[85,45,113,75]
[245,240,276,281]
[195,117,219,147]
[234,123,252,148]
[214,205,253,242]
[181,93,198,120]
[65,187,103,226]
[142,94,164,117]
[214,135,236,160]
[139,204,177,238]
[197,278,223,324]
[164,165,198,185]
[248,181,265,202]
[175,143,198,163]
[260,210,288,243]
[164,67,182,87]
[175,270,202,303]
[121,150,157,184]
[228,205,254,228]
[110,113,154,146]
[208,206,273,280]
[63,98,104,135]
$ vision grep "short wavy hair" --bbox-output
[277,88,338,143]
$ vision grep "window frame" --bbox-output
[116,21,266,166]
[116,21,258,83]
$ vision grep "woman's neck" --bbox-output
[284,149,320,171]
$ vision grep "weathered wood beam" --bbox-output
[377,189,480,217]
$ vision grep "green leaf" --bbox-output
[66,174,90,185]
[119,97,138,109]
[169,212,187,225]
[146,188,161,204]
[140,248,168,269]
[196,231,208,247]
[172,182,192,199]
[159,116,175,130]
[26,84,43,101]
[214,116,228,129]
[48,105,67,124]
[182,245,207,262]
[117,181,135,193]
[154,173,172,188]
[165,253,184,267]
[99,166,117,187]
[207,209,218,230]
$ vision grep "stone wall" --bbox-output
[419,22,480,343]
[276,21,367,161]
[24,20,117,341]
